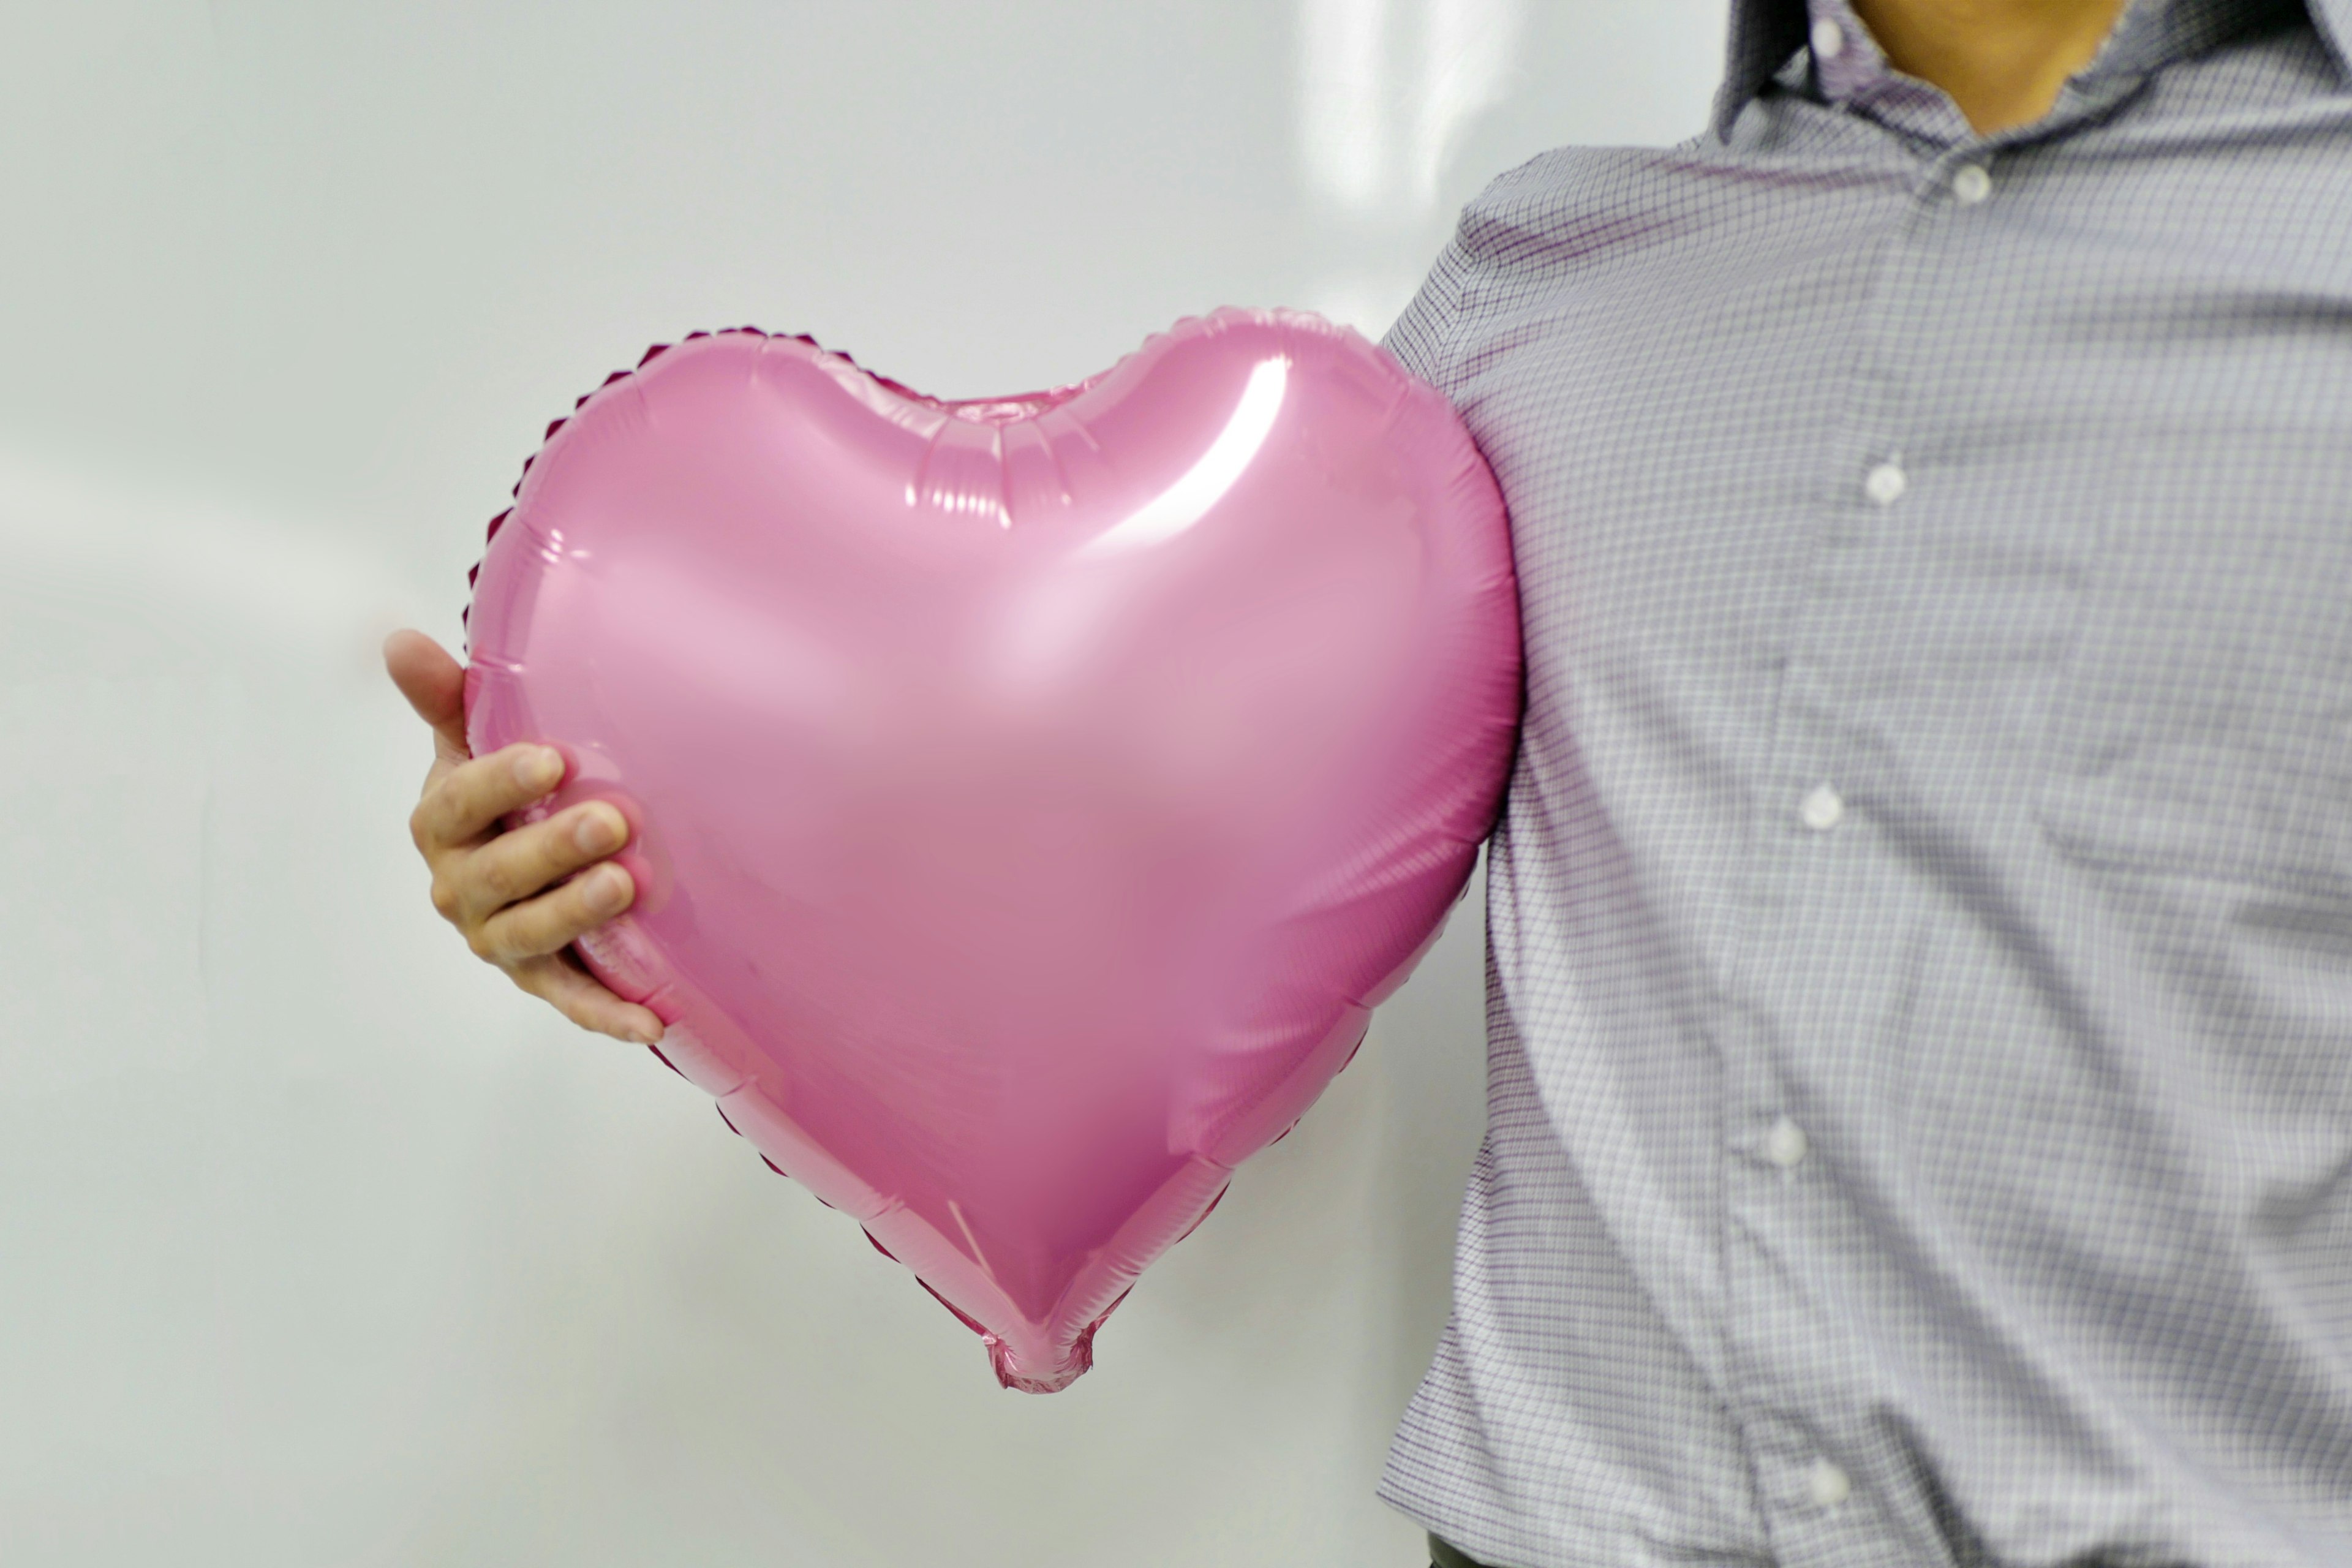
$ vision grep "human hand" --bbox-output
[383,628,664,1044]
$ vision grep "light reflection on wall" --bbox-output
[1298,0,1523,217]
[1295,0,1526,334]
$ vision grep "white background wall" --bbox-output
[0,3,1723,1562]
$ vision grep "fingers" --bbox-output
[391,630,660,1047]
[447,801,630,926]
[512,953,666,1045]
[383,629,471,763]
[412,742,565,853]
[470,861,635,965]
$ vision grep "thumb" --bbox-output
[382,628,472,763]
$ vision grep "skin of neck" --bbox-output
[1849,0,2137,132]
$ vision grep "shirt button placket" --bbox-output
[1711,108,1961,1564]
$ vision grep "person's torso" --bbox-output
[1381,8,2352,1565]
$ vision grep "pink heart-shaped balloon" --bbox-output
[464,309,1519,1390]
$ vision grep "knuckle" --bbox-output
[500,903,564,962]
[428,874,461,921]
[477,856,520,908]
[543,891,592,941]
[518,827,579,903]
[466,924,503,963]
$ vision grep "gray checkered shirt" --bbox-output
[1375,1,2352,1564]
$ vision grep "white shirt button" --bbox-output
[1810,16,1845,59]
[1807,1457,1853,1509]
[1953,164,1993,205]
[1864,461,1907,505]
[1800,783,1844,832]
[1765,1116,1811,1169]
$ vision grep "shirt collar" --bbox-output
[1708,0,2352,140]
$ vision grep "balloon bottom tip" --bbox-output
[987,1328,1096,1394]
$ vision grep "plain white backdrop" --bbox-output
[0,3,1723,1562]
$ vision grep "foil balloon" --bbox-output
[464,308,1520,1391]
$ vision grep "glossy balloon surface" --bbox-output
[465,309,1520,1390]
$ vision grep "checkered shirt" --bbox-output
[1378,1,2352,1563]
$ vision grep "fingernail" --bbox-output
[574,808,622,853]
[625,1022,664,1047]
[513,747,562,792]
[585,864,631,913]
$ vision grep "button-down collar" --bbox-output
[1709,0,2348,142]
